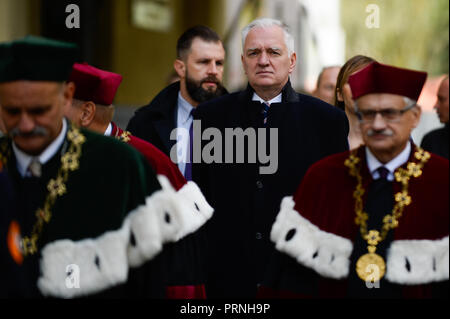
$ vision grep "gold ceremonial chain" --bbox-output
[118,131,132,143]
[344,146,430,282]
[19,125,86,256]
[0,137,11,169]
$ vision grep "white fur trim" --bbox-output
[146,176,184,243]
[386,236,449,285]
[126,204,163,268]
[38,223,130,298]
[271,196,353,279]
[154,175,214,242]
[175,180,214,238]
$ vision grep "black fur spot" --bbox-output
[195,203,200,211]
[95,255,101,270]
[165,212,171,224]
[330,254,335,263]
[130,231,136,247]
[312,251,319,259]
[405,257,411,272]
[433,257,436,272]
[285,228,296,241]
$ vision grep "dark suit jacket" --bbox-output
[126,82,180,157]
[193,80,349,298]
[421,124,449,159]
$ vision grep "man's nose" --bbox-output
[433,100,440,112]
[18,113,35,133]
[257,52,269,66]
[207,62,218,75]
[371,112,387,130]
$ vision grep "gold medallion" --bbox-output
[7,221,24,265]
[356,253,386,282]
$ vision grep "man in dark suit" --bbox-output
[127,25,227,180]
[421,76,449,159]
[193,18,349,298]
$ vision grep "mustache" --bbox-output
[367,129,394,137]
[9,126,48,138]
[201,76,220,85]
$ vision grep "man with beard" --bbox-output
[127,25,227,181]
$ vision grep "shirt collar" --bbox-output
[366,141,412,181]
[104,122,113,136]
[178,91,195,125]
[12,118,68,177]
[252,92,282,105]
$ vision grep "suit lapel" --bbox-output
[154,116,177,156]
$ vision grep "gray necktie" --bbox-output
[27,157,42,178]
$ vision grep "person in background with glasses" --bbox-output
[258,62,449,299]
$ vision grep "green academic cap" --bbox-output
[0,35,79,83]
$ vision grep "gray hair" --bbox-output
[403,97,417,107]
[354,96,417,113]
[241,18,295,57]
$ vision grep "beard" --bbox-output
[185,71,226,104]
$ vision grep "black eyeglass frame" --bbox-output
[355,102,417,123]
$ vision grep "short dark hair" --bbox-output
[176,25,222,60]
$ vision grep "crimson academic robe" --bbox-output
[259,145,449,298]
[111,122,186,191]
[110,122,210,299]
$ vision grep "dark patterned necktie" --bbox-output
[262,102,270,126]
[377,166,389,180]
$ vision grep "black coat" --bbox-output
[193,81,349,298]
[126,82,180,157]
[421,124,449,159]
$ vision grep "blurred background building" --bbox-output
[0,0,448,143]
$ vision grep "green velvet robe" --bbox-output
[0,125,165,298]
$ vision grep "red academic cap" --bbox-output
[69,62,123,105]
[348,62,427,101]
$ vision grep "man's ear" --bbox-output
[241,54,247,75]
[63,82,76,109]
[80,101,96,128]
[174,59,186,79]
[411,105,422,129]
[288,52,297,74]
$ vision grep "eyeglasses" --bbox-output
[355,103,417,123]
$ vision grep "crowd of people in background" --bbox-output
[0,17,448,299]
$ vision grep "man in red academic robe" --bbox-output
[259,62,449,298]
[65,62,213,299]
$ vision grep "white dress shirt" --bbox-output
[366,142,412,181]
[103,122,113,136]
[13,118,68,177]
[176,92,195,176]
[252,92,282,105]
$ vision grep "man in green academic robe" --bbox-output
[0,36,173,298]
